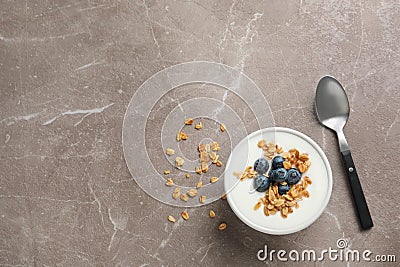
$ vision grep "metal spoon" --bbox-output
[315,76,373,229]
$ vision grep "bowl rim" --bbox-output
[225,127,333,235]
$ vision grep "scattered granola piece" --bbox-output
[276,144,284,154]
[220,123,226,132]
[164,170,170,175]
[199,195,206,203]
[185,173,190,179]
[212,154,219,164]
[196,181,203,188]
[254,202,262,211]
[210,177,219,183]
[181,132,188,140]
[195,166,202,175]
[195,122,203,130]
[181,211,189,220]
[175,157,184,167]
[167,215,176,223]
[180,193,189,202]
[177,131,188,141]
[257,139,266,148]
[172,187,180,199]
[165,148,175,156]
[209,210,216,218]
[221,194,227,200]
[211,141,220,151]
[165,178,174,186]
[187,189,198,197]
[216,161,223,167]
[218,222,227,231]
[184,118,194,125]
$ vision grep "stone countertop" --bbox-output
[1,1,399,266]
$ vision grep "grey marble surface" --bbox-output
[1,0,399,266]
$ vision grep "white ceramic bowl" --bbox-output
[224,127,333,235]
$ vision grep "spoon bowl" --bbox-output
[316,76,350,132]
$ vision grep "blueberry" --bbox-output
[254,157,269,174]
[269,168,288,183]
[278,183,290,195]
[271,156,285,169]
[254,175,271,192]
[286,168,301,185]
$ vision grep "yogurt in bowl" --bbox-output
[224,127,333,235]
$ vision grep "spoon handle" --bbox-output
[341,150,373,229]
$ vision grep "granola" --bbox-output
[236,139,312,218]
